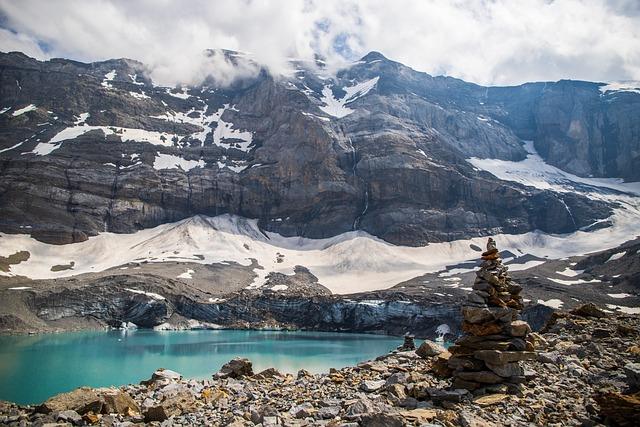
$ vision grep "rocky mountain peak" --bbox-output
[359,51,388,62]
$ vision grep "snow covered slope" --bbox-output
[1,202,638,294]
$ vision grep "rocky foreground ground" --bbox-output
[1,304,639,427]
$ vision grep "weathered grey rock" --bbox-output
[416,340,446,358]
[56,410,82,425]
[624,363,640,390]
[316,405,341,419]
[384,372,407,387]
[143,368,182,385]
[289,402,315,419]
[345,398,376,417]
[360,379,386,392]
[485,361,525,378]
[473,350,536,365]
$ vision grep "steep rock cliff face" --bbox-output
[532,81,640,180]
[1,272,553,338]
[483,80,640,180]
[0,51,633,246]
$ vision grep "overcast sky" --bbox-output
[1,0,639,87]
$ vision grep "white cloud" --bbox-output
[0,28,47,59]
[0,0,639,86]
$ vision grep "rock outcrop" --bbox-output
[448,238,535,392]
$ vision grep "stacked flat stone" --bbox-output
[448,238,535,392]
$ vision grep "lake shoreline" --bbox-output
[0,329,405,406]
[1,308,638,426]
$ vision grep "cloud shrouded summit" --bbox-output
[1,0,639,87]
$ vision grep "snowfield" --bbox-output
[0,202,638,294]
[1,138,639,294]
[153,153,205,171]
[319,77,379,118]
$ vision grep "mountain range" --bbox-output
[0,49,638,334]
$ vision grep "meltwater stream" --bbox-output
[0,330,401,405]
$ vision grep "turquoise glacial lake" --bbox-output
[0,329,402,405]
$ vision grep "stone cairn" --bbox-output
[447,238,535,393]
[398,333,416,351]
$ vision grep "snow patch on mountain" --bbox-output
[34,125,180,155]
[599,81,640,95]
[129,74,144,86]
[537,299,564,309]
[548,277,599,286]
[129,91,150,100]
[319,77,379,118]
[165,87,191,99]
[11,104,37,116]
[102,70,116,89]
[125,288,165,300]
[607,293,631,299]
[467,141,640,196]
[606,252,625,262]
[606,304,640,314]
[153,104,253,151]
[153,153,205,171]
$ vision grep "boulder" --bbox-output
[345,397,376,418]
[458,410,500,426]
[317,405,341,419]
[37,387,103,415]
[253,367,283,380]
[57,410,82,425]
[289,402,315,419]
[508,320,531,337]
[432,351,453,377]
[452,378,481,390]
[624,363,640,391]
[142,368,182,385]
[570,303,607,318]
[398,408,439,423]
[215,357,253,379]
[99,389,140,415]
[143,391,197,422]
[415,340,446,358]
[360,379,386,392]
[594,391,640,427]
